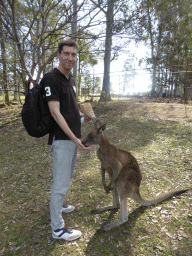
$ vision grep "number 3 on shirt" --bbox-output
[45,86,51,97]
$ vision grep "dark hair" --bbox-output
[58,39,78,53]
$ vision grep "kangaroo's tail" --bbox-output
[132,188,189,207]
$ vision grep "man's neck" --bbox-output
[57,66,70,79]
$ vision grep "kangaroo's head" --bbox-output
[82,119,106,147]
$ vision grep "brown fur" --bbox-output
[82,120,189,230]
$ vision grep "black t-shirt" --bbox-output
[42,68,81,144]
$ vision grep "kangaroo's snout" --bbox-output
[82,120,107,147]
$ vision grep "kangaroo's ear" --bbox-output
[97,124,106,134]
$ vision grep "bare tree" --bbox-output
[71,0,78,86]
[133,0,164,97]
[0,13,9,105]
[1,0,98,91]
[90,0,116,101]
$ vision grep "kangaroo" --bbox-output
[82,120,189,231]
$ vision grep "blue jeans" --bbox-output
[50,139,77,231]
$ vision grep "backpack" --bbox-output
[21,73,55,138]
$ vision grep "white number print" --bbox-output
[45,86,51,97]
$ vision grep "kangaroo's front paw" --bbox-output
[105,185,114,194]
[104,185,110,194]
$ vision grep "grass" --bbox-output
[0,98,192,255]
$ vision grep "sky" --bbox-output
[93,43,152,95]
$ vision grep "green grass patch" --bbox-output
[0,100,191,255]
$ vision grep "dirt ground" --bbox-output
[0,98,192,126]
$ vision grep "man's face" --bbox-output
[58,46,77,71]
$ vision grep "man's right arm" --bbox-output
[48,100,91,150]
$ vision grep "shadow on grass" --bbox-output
[85,206,147,255]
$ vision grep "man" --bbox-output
[43,40,91,241]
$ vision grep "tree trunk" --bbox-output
[13,47,19,100]
[148,6,163,98]
[72,0,78,94]
[100,0,115,102]
[151,59,156,97]
[0,15,9,105]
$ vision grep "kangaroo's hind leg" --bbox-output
[102,195,128,231]
[112,187,120,208]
